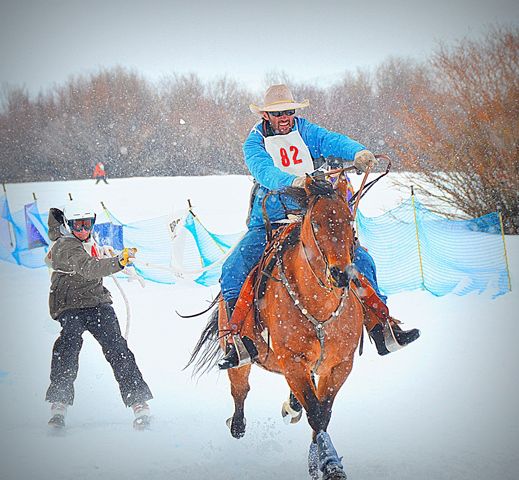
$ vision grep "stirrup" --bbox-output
[383,322,403,353]
[218,335,257,370]
[369,321,420,356]
[233,335,255,366]
[385,321,420,352]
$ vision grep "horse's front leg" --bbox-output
[278,359,333,479]
[226,364,252,439]
[316,358,354,431]
[312,359,355,480]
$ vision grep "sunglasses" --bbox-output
[69,218,95,232]
[268,109,296,117]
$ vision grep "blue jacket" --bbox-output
[244,117,365,227]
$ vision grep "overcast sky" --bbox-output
[1,0,518,96]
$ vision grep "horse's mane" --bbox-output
[282,176,336,211]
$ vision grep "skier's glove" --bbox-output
[353,150,377,172]
[118,247,137,267]
[99,245,116,258]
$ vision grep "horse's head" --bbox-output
[293,174,356,289]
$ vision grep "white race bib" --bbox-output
[264,129,314,176]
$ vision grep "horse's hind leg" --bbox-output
[283,372,316,424]
[226,364,252,439]
[281,390,303,424]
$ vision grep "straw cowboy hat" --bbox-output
[249,84,310,114]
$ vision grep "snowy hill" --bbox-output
[1,176,517,480]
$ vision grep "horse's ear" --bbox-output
[303,174,314,194]
[334,173,351,201]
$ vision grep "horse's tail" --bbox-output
[185,302,224,376]
[176,294,220,319]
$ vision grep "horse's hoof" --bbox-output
[308,442,319,480]
[323,464,347,480]
[226,416,246,439]
[281,399,303,424]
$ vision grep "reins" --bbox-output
[349,154,392,216]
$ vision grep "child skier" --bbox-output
[44,204,152,430]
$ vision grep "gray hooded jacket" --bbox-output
[47,209,123,319]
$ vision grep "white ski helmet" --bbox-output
[63,202,97,228]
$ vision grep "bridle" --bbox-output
[300,193,355,292]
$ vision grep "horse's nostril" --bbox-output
[330,266,352,288]
[329,266,340,278]
[330,266,344,284]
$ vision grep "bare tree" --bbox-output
[388,26,519,232]
[37,67,162,179]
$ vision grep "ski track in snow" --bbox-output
[1,176,518,480]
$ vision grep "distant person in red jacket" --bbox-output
[93,162,108,184]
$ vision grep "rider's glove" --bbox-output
[292,176,306,188]
[118,247,138,267]
[353,150,377,172]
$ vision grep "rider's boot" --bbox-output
[367,313,420,355]
[358,279,420,355]
[218,299,258,370]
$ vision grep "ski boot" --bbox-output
[48,402,67,429]
[132,401,151,430]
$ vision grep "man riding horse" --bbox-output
[218,84,420,370]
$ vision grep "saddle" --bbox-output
[223,222,391,341]
[223,222,300,335]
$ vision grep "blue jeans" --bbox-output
[353,245,387,303]
[220,226,387,303]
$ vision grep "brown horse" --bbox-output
[189,173,364,480]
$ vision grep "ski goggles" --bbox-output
[69,218,95,232]
[268,109,296,117]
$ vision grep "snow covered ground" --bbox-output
[1,176,518,480]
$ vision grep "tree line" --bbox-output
[1,26,517,232]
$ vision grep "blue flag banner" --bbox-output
[355,197,509,298]
[24,202,49,250]
[0,195,16,264]
[94,222,124,250]
[0,197,511,297]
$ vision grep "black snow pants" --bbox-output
[45,304,152,407]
